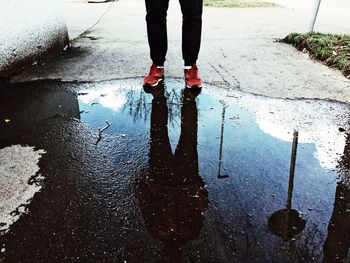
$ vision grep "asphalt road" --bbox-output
[1,78,350,262]
[11,0,350,102]
[2,1,350,261]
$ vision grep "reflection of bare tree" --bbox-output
[222,214,323,262]
[242,216,321,262]
[122,86,183,126]
[166,89,182,127]
[122,89,150,122]
[236,215,270,261]
[290,223,323,262]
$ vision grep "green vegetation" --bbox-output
[203,0,277,8]
[283,32,350,79]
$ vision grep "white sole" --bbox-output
[184,76,202,89]
[146,77,164,87]
[186,84,203,89]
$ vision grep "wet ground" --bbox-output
[0,78,350,262]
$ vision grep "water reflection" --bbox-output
[136,84,208,261]
[268,131,306,241]
[79,86,127,112]
[324,133,350,262]
[2,78,350,261]
[248,98,348,170]
[217,105,229,179]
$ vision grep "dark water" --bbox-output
[0,78,350,262]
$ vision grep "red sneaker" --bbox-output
[184,64,203,88]
[144,64,164,87]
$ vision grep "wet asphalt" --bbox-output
[0,78,350,262]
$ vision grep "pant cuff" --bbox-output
[184,60,196,66]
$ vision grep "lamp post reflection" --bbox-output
[268,131,306,241]
[217,105,229,179]
[137,84,208,261]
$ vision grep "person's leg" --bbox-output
[178,0,203,66]
[145,0,170,66]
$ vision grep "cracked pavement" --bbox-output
[11,0,350,102]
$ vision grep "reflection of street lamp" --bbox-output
[268,131,306,241]
[217,105,229,179]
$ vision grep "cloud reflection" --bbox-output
[79,87,127,112]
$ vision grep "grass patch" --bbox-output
[203,0,277,8]
[282,32,350,79]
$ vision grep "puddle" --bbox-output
[0,78,350,262]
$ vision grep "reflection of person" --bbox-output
[324,134,350,262]
[323,183,350,262]
[137,85,207,261]
[143,0,203,88]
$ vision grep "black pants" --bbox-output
[145,0,203,66]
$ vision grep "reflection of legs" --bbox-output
[174,95,199,183]
[178,0,203,66]
[139,88,207,256]
[172,92,207,242]
[145,0,170,66]
[149,94,173,178]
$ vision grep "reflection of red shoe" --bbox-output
[184,64,203,88]
[144,64,164,87]
[143,83,165,99]
[184,86,202,101]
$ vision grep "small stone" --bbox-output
[339,127,346,132]
[1,248,5,253]
[4,119,10,123]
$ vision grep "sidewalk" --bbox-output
[12,0,350,102]
[268,0,350,33]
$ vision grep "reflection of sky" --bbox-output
[78,86,151,141]
[79,87,127,112]
[248,99,349,170]
[204,91,350,171]
[258,118,345,170]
